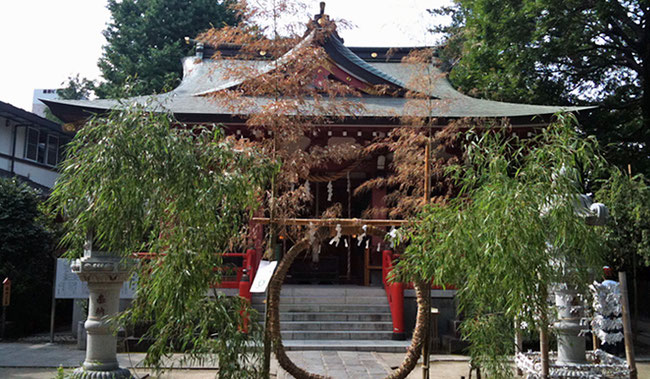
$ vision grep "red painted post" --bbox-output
[245,248,257,283]
[1,278,10,340]
[389,281,405,340]
[382,249,391,289]
[239,268,252,302]
[382,250,405,340]
[1,278,10,307]
[239,269,251,333]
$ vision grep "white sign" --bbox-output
[250,260,277,293]
[55,259,137,299]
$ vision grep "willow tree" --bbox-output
[49,104,274,378]
[398,114,609,377]
[595,169,650,327]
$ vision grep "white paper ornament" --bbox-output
[357,225,367,246]
[329,224,342,247]
[304,180,311,200]
[327,181,333,202]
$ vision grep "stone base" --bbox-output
[514,350,629,379]
[72,366,133,379]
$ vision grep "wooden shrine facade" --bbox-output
[44,7,591,289]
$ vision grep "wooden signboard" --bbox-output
[251,260,277,293]
[2,278,10,307]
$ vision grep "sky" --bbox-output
[0,0,450,112]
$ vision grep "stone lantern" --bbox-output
[553,194,608,365]
[70,237,133,379]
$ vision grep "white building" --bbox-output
[0,100,72,190]
[32,89,60,118]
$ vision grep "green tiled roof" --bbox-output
[45,32,594,122]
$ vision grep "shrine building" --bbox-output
[45,5,591,349]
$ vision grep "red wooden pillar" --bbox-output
[374,187,404,339]
[382,249,406,340]
[245,248,257,284]
[238,267,252,333]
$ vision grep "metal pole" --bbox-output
[263,289,271,378]
[421,287,431,379]
[347,173,352,280]
[422,143,431,379]
[49,256,58,344]
[539,284,550,379]
[628,165,639,331]
[619,271,637,379]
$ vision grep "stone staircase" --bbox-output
[252,285,410,351]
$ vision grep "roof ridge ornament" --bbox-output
[314,1,330,27]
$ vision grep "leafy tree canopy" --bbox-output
[56,74,95,101]
[399,114,609,377]
[95,0,240,98]
[0,178,54,335]
[596,169,650,268]
[432,0,649,173]
[48,105,275,376]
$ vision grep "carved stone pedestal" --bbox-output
[70,249,133,379]
[548,194,608,367]
[553,285,587,365]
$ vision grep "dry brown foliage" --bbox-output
[194,1,474,377]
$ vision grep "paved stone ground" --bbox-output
[1,342,649,378]
[0,342,471,378]
[274,351,471,379]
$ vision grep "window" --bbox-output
[25,128,39,161]
[24,127,61,166]
[47,135,59,166]
[37,131,47,163]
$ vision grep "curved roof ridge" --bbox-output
[193,31,316,97]
[322,33,409,91]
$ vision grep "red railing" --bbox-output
[133,248,260,302]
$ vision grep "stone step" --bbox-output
[279,312,392,322]
[268,296,388,305]
[252,294,386,305]
[251,286,393,342]
[278,321,393,331]
[251,289,386,304]
[254,303,391,313]
[283,340,411,352]
[252,285,386,297]
[281,330,394,340]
